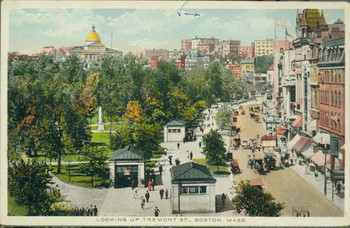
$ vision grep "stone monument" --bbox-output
[97,106,105,132]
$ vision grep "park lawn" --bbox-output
[192,158,229,175]
[8,192,28,216]
[92,132,110,146]
[52,164,109,189]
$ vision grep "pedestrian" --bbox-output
[160,189,164,200]
[148,180,152,191]
[152,181,155,191]
[145,190,150,203]
[177,143,180,149]
[199,141,202,148]
[304,166,308,175]
[131,179,135,190]
[168,156,173,165]
[159,164,163,176]
[315,169,319,181]
[165,189,169,199]
[89,205,94,216]
[93,205,98,216]
[190,151,193,160]
[141,196,145,210]
[221,193,226,206]
[337,182,342,194]
[154,207,160,217]
[133,188,138,199]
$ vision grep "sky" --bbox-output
[9,8,344,55]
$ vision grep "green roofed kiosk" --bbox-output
[109,146,145,188]
[164,120,186,142]
[170,162,216,213]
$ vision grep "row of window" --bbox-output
[319,47,344,63]
[320,110,342,132]
[319,69,343,84]
[181,186,207,194]
[320,90,342,107]
[168,129,182,133]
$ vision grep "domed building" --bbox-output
[80,25,122,63]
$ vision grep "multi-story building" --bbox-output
[318,38,345,170]
[274,40,294,54]
[228,64,242,78]
[238,46,254,59]
[240,58,254,75]
[144,49,169,62]
[253,39,274,57]
[181,40,192,50]
[197,44,215,53]
[222,40,240,59]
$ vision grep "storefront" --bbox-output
[109,146,145,188]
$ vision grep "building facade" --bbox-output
[238,46,254,59]
[228,64,242,78]
[253,39,274,57]
[240,58,254,75]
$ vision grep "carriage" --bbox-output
[231,161,240,174]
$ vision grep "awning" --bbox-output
[302,146,314,158]
[276,125,287,135]
[341,144,345,150]
[264,152,276,157]
[313,131,330,145]
[294,99,303,105]
[310,150,332,169]
[308,119,317,131]
[293,137,311,153]
[288,134,301,150]
[292,116,303,128]
[250,178,263,186]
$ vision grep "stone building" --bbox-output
[164,120,186,142]
[170,162,217,213]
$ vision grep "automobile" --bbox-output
[241,138,249,148]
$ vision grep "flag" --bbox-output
[277,21,286,27]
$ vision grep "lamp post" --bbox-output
[316,131,330,196]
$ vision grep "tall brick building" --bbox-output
[318,38,345,169]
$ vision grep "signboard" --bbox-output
[124,170,131,175]
[330,136,339,157]
[262,140,276,147]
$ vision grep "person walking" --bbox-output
[141,196,145,210]
[165,189,169,199]
[177,143,180,149]
[145,190,150,203]
[221,193,226,207]
[148,180,152,191]
[315,169,319,181]
[89,205,94,216]
[159,189,164,200]
[190,151,193,160]
[151,181,155,191]
[93,205,98,216]
[199,141,202,148]
[131,179,135,190]
[154,207,160,217]
[159,164,163,176]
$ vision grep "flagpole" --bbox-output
[275,19,277,42]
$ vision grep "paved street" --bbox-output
[51,100,343,217]
[230,105,343,217]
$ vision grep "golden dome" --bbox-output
[86,26,101,42]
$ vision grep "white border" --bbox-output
[1,1,350,226]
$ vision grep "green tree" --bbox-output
[80,146,108,187]
[109,122,134,150]
[134,122,162,161]
[233,180,284,216]
[8,160,63,215]
[202,129,226,170]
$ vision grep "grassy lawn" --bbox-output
[52,164,109,189]
[91,132,110,146]
[192,158,229,176]
[8,192,28,216]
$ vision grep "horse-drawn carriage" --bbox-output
[241,110,245,115]
[234,111,239,116]
[233,135,241,149]
[253,115,260,123]
[264,152,277,170]
[231,161,240,174]
[254,158,264,174]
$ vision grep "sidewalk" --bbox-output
[289,162,344,211]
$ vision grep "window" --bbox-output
[331,114,333,129]
[168,129,171,133]
[331,91,333,106]
[200,186,207,194]
[331,70,333,82]
[177,129,181,133]
[181,187,188,193]
[335,91,337,107]
[339,92,341,107]
[189,186,199,194]
[338,119,341,131]
[172,129,177,133]
[335,70,337,83]
[339,71,341,83]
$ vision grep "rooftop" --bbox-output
[170,162,216,183]
[110,146,144,161]
[165,120,186,126]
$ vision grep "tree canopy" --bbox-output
[202,129,227,170]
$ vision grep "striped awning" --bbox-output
[302,146,314,158]
[293,137,311,153]
[288,134,301,150]
[310,150,332,169]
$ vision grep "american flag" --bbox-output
[277,21,286,27]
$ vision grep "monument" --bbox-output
[97,106,105,132]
